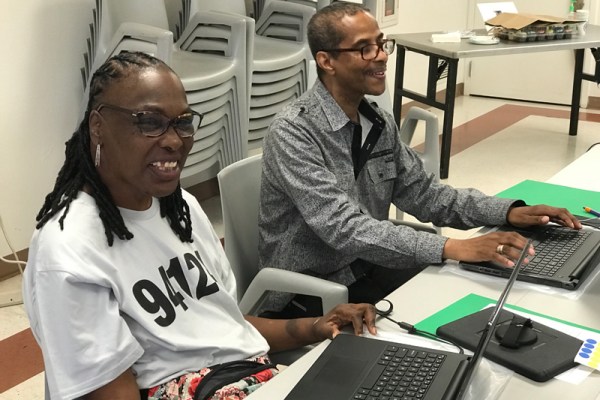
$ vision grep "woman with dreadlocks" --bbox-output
[23,51,377,400]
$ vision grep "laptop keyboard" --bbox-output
[525,227,590,277]
[353,344,445,400]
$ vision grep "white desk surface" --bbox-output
[248,148,600,399]
[547,145,600,192]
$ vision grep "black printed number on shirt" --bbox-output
[133,251,219,327]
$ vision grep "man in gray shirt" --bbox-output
[258,2,581,317]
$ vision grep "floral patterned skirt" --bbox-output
[146,355,278,400]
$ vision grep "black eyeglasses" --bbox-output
[96,103,203,138]
[320,39,396,61]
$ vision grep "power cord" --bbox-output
[380,315,465,355]
[587,142,600,152]
[375,299,465,354]
[0,212,26,308]
[0,213,27,272]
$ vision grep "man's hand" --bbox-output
[312,303,378,340]
[444,204,582,267]
[444,231,534,267]
[507,204,582,230]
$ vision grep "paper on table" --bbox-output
[431,31,461,43]
[575,335,600,372]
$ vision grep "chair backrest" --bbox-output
[399,107,440,179]
[80,0,174,116]
[256,0,314,42]
[397,107,440,227]
[45,376,50,400]
[192,0,248,16]
[163,0,187,40]
[98,0,171,56]
[217,154,263,301]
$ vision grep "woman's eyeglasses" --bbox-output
[96,103,203,138]
[320,39,396,61]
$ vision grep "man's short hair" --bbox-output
[307,2,371,62]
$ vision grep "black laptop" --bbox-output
[459,224,600,290]
[284,242,532,400]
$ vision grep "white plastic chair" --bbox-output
[256,0,329,18]
[399,107,441,183]
[44,376,50,400]
[396,107,441,234]
[191,0,314,150]
[217,154,348,315]
[86,0,250,187]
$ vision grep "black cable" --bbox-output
[586,142,600,152]
[375,299,465,354]
[380,314,465,354]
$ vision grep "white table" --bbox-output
[247,147,600,399]
[546,145,600,192]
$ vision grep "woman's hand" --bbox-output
[246,303,377,352]
[312,303,378,340]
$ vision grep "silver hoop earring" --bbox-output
[95,144,101,167]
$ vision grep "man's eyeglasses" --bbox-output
[96,103,203,138]
[320,39,396,61]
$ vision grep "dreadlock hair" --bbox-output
[36,51,193,246]
[307,2,371,79]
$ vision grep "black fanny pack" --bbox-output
[192,359,275,400]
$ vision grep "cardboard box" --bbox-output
[485,12,577,30]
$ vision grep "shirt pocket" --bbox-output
[366,155,397,185]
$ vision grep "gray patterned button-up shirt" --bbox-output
[258,80,516,311]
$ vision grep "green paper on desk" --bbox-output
[414,293,600,335]
[495,179,600,217]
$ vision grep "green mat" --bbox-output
[414,293,600,335]
[496,179,600,217]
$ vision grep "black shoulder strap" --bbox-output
[351,100,386,179]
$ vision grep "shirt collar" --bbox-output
[314,79,385,131]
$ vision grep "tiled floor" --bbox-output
[1,94,599,399]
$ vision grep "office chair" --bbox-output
[217,154,348,316]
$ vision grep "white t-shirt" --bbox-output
[23,190,269,400]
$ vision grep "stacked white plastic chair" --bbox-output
[85,0,250,187]
[191,0,315,150]
[255,0,330,18]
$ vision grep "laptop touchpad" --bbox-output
[312,355,367,394]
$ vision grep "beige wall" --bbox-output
[1,1,97,259]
